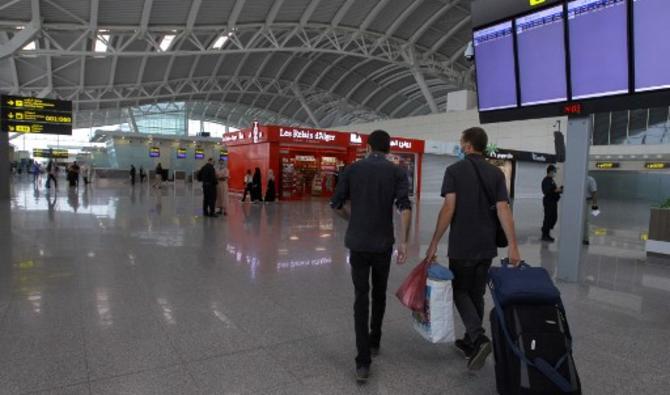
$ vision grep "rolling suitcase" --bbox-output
[489,261,581,395]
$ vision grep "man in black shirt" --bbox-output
[425,127,521,371]
[199,158,218,217]
[541,164,563,242]
[330,130,412,382]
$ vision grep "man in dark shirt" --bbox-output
[330,130,412,382]
[541,164,563,242]
[199,158,218,217]
[424,127,521,371]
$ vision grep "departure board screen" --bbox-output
[473,21,517,111]
[634,0,670,92]
[516,5,568,106]
[568,0,628,100]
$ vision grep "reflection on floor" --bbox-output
[1,178,669,394]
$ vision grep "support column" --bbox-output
[557,116,592,282]
[0,131,10,200]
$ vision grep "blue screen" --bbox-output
[474,21,517,111]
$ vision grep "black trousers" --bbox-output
[203,184,217,216]
[349,249,392,367]
[46,174,57,189]
[449,259,493,344]
[542,200,558,236]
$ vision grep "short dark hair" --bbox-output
[547,164,557,174]
[368,130,391,153]
[461,127,488,153]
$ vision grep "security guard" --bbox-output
[541,164,563,242]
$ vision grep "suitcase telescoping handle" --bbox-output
[489,285,575,393]
[500,258,528,268]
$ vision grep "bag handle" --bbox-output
[466,157,496,209]
[489,286,575,393]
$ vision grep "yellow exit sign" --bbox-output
[530,0,546,6]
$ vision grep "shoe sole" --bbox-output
[467,342,492,371]
[454,344,472,360]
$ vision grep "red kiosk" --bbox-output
[224,124,425,201]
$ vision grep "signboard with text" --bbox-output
[1,95,72,135]
[33,148,69,159]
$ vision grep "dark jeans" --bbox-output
[449,259,493,344]
[203,184,217,216]
[350,250,392,367]
[542,200,558,237]
[46,174,57,189]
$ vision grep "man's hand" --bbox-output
[424,243,438,264]
[396,243,408,265]
[508,245,522,267]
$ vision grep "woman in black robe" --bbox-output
[251,167,263,203]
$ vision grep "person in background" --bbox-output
[32,161,41,185]
[215,160,230,216]
[46,160,58,189]
[541,164,563,242]
[584,175,599,245]
[241,169,253,202]
[153,163,163,189]
[251,167,263,203]
[264,169,276,202]
[139,167,146,183]
[199,158,218,217]
[130,165,137,186]
[83,163,92,185]
[330,130,412,382]
[424,127,521,371]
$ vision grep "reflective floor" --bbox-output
[1,177,669,394]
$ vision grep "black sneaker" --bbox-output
[454,338,474,359]
[355,365,370,383]
[467,335,492,371]
[541,235,555,242]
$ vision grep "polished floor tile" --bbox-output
[2,178,670,394]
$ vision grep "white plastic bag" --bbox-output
[412,278,455,343]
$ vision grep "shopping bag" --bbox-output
[412,268,455,343]
[395,258,431,312]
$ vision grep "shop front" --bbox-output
[224,124,424,201]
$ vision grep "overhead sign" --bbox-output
[195,148,205,160]
[1,95,73,135]
[645,162,669,170]
[33,148,69,159]
[279,127,337,144]
[177,148,187,159]
[219,149,228,161]
[595,162,620,169]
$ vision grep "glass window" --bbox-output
[610,110,629,144]
[593,112,611,145]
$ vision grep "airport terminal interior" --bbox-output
[1,0,670,394]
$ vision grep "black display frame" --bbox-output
[473,0,670,123]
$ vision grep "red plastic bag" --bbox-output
[395,258,431,312]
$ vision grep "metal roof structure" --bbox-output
[0,0,474,129]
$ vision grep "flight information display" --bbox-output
[195,149,205,160]
[473,21,517,111]
[634,0,670,92]
[149,147,160,158]
[1,95,72,135]
[568,0,628,100]
[516,5,568,106]
[177,148,187,159]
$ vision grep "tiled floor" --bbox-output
[1,178,669,394]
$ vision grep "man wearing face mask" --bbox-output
[541,165,563,242]
[425,127,521,371]
[330,130,412,383]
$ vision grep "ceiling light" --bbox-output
[211,33,231,49]
[22,41,36,50]
[159,34,176,52]
[95,32,110,52]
